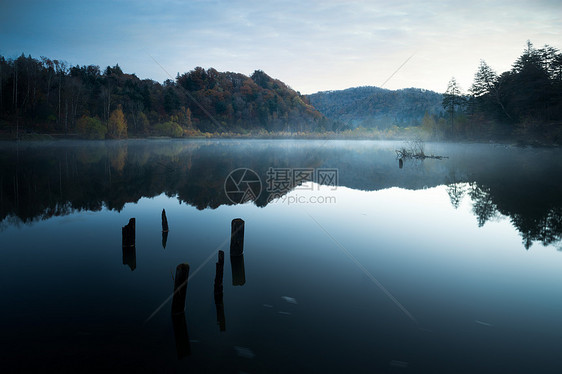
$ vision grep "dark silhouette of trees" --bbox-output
[465,41,562,142]
[0,54,329,138]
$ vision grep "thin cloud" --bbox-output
[0,0,560,93]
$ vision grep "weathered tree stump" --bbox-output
[230,218,245,256]
[172,263,190,314]
[122,218,135,247]
[162,209,169,233]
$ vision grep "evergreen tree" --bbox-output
[442,77,465,135]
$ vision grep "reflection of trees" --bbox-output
[468,182,499,227]
[446,182,467,209]
[0,141,326,223]
[446,180,562,250]
[2,141,561,252]
[512,208,562,250]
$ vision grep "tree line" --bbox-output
[440,41,562,143]
[0,55,331,139]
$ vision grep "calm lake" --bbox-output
[1,139,562,373]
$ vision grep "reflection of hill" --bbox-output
[1,140,561,249]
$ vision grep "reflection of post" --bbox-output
[122,245,136,271]
[172,263,190,314]
[162,209,169,232]
[214,250,226,331]
[122,218,136,247]
[230,218,244,256]
[399,158,403,169]
[171,262,191,358]
[172,312,191,359]
[162,231,168,249]
[231,254,246,286]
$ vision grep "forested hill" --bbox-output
[307,86,443,129]
[0,54,331,138]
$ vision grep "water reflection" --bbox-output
[171,263,191,358]
[2,140,562,372]
[122,245,136,271]
[214,250,226,331]
[171,312,191,359]
[172,263,189,314]
[162,209,169,249]
[0,140,561,250]
[230,255,246,286]
[445,182,467,210]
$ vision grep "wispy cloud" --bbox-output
[1,0,560,93]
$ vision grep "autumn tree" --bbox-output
[76,115,106,139]
[108,105,127,139]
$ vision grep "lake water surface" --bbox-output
[1,139,561,373]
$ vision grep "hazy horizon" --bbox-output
[1,0,560,95]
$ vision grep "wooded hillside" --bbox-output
[0,55,331,138]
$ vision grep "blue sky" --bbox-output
[1,0,560,94]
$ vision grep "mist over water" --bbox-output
[1,139,561,372]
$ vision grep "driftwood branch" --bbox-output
[395,139,448,160]
[395,148,448,160]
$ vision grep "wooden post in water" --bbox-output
[399,158,404,169]
[162,209,169,232]
[122,218,135,247]
[214,250,226,331]
[172,263,190,314]
[230,218,244,256]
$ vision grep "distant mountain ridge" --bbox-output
[307,86,444,129]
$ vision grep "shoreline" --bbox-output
[0,132,559,147]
